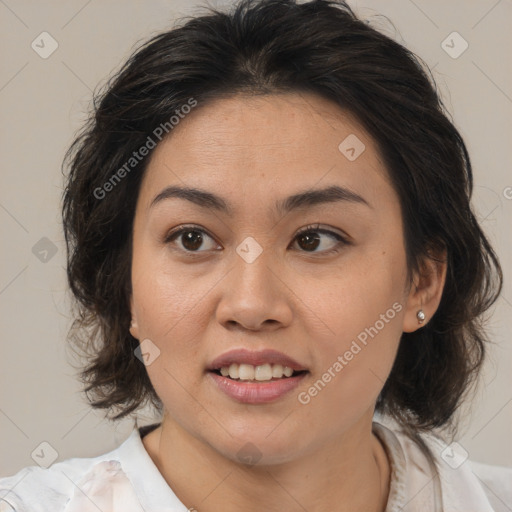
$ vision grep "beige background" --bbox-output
[1,0,511,476]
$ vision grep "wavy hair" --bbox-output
[62,0,503,435]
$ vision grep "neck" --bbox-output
[142,412,390,512]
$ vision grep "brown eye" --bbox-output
[297,232,321,251]
[165,226,219,253]
[180,230,204,251]
[292,224,348,254]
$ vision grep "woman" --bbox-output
[1,0,510,510]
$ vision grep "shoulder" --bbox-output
[0,432,137,512]
[469,461,512,512]
[373,416,512,512]
[0,455,104,511]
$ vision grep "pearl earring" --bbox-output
[416,310,425,324]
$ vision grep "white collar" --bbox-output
[66,420,497,512]
[373,418,495,511]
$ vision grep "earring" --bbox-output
[416,309,425,324]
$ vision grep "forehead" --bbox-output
[138,92,396,215]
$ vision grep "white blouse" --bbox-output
[1,418,511,511]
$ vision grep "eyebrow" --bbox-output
[149,184,371,215]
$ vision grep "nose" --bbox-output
[215,246,293,332]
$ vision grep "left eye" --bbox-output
[290,224,347,254]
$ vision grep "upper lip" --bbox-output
[207,349,308,372]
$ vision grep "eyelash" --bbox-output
[163,223,349,257]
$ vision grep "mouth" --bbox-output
[206,348,310,403]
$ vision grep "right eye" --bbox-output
[164,225,220,254]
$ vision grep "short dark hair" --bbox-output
[62,0,503,435]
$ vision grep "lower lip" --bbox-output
[207,371,308,404]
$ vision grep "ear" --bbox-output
[402,246,447,333]
[129,295,140,340]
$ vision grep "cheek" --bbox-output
[296,297,403,432]
[307,289,403,383]
[296,250,405,408]
[132,240,201,330]
[130,246,215,373]
[131,260,209,418]
[303,246,404,338]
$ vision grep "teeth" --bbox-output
[228,363,239,379]
[255,364,272,381]
[283,366,293,377]
[217,363,299,381]
[272,364,284,378]
[238,364,254,380]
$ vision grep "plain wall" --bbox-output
[1,0,511,476]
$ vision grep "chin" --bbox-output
[204,426,309,467]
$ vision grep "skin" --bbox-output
[129,92,447,512]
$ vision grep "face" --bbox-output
[129,92,415,465]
